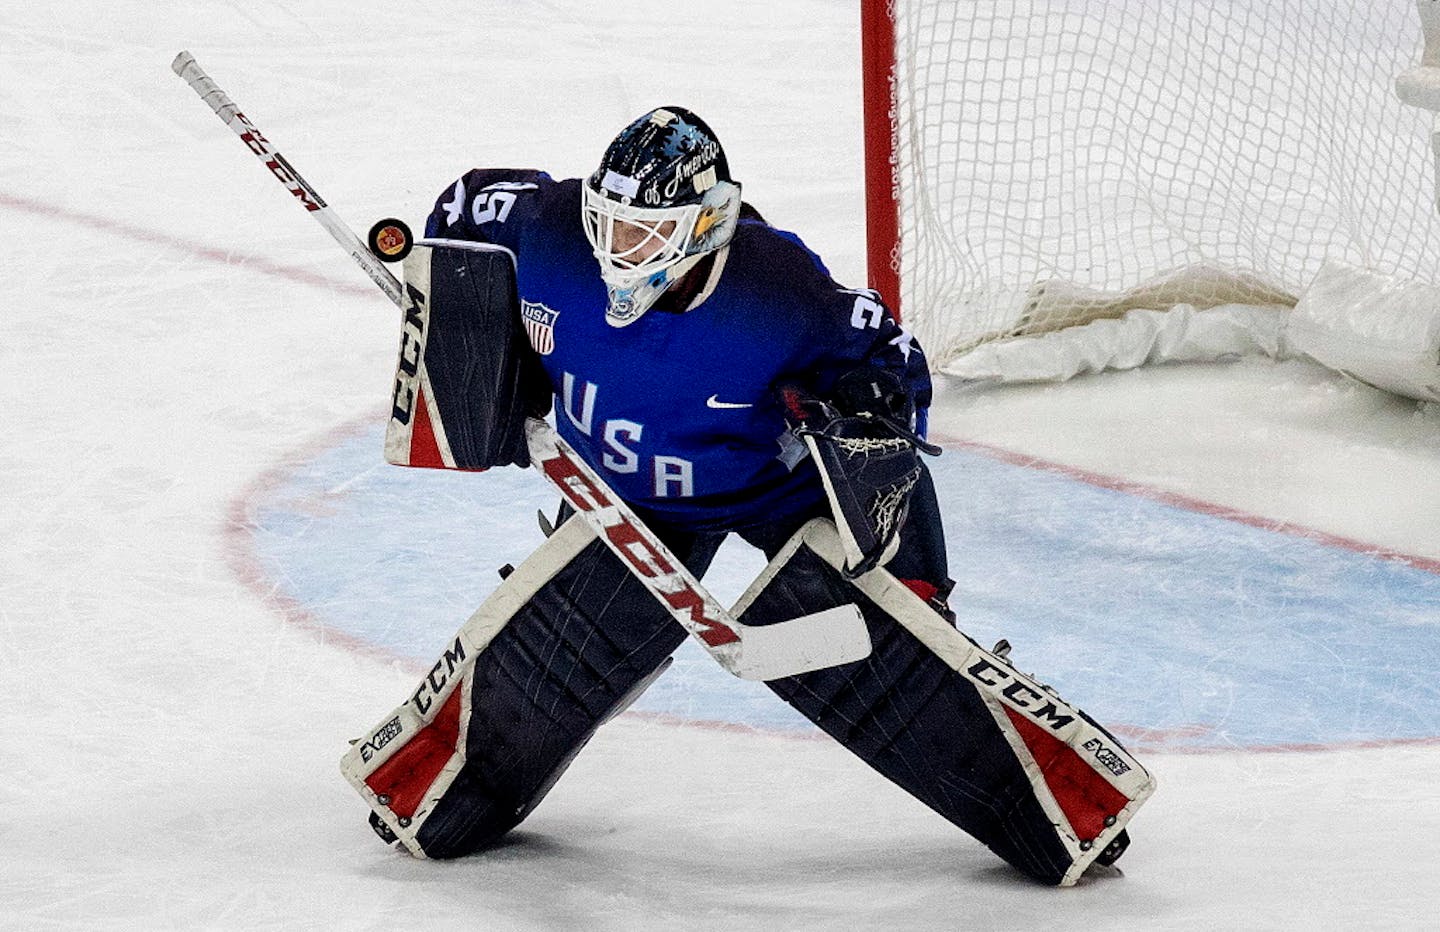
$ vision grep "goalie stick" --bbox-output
[171,51,871,681]
[524,416,868,679]
[170,52,403,306]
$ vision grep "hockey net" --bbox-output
[863,0,1440,370]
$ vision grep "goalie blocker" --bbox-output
[385,238,550,471]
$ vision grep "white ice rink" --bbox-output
[4,1,1440,928]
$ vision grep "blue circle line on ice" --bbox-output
[234,419,1440,753]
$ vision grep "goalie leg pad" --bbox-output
[341,516,686,858]
[733,519,1155,886]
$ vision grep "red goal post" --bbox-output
[862,0,1440,371]
[861,0,902,319]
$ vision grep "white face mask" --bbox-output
[581,180,742,326]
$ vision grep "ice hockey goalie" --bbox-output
[340,239,1155,887]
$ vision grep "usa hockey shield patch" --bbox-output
[521,300,558,355]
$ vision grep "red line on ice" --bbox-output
[221,414,423,671]
[936,434,1440,577]
[0,189,376,298]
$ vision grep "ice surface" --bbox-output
[3,1,1439,929]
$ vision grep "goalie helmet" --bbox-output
[582,107,742,326]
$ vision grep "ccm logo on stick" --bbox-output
[233,111,325,212]
[539,451,740,647]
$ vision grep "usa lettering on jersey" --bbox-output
[561,372,696,498]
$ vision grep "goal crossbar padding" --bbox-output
[339,515,686,857]
[385,240,548,471]
[733,519,1156,886]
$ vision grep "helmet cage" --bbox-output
[581,188,703,283]
[581,178,742,326]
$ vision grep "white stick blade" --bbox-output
[727,604,871,681]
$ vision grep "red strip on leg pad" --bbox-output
[408,384,446,469]
[1004,706,1129,842]
[898,578,938,603]
[364,683,465,819]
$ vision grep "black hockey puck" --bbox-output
[368,218,413,262]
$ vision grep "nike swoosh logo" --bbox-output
[706,394,753,409]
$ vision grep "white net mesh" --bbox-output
[891,0,1440,367]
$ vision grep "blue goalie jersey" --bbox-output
[425,169,932,534]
